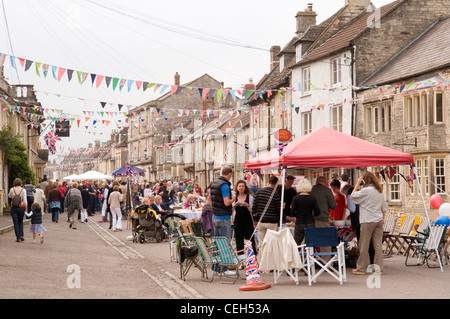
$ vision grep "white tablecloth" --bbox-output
[174,210,202,220]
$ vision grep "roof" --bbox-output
[290,0,402,68]
[362,16,450,86]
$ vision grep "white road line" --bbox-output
[160,267,205,299]
[86,221,130,259]
[141,268,179,299]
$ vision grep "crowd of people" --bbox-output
[7,167,388,275]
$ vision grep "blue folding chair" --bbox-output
[302,227,347,285]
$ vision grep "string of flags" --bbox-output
[2,51,448,102]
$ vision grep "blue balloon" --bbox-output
[435,216,450,227]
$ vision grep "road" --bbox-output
[1,211,450,304]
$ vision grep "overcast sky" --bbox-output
[0,0,394,161]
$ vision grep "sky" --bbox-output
[0,0,394,162]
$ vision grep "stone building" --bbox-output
[355,16,450,215]
[0,66,47,212]
[127,73,238,181]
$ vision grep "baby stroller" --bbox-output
[131,205,165,244]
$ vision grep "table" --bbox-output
[174,210,202,220]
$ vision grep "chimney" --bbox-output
[346,0,370,7]
[95,139,101,148]
[244,78,255,91]
[295,4,317,37]
[174,72,180,86]
[270,45,281,71]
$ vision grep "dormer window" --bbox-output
[296,44,303,62]
[279,55,285,72]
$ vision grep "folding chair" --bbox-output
[382,214,397,254]
[176,227,203,280]
[302,227,346,285]
[164,214,185,262]
[385,215,415,255]
[405,225,448,272]
[212,236,246,284]
[193,236,220,282]
[404,218,429,258]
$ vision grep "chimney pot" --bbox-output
[174,72,180,86]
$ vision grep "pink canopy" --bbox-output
[244,127,414,170]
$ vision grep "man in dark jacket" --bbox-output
[252,175,281,251]
[210,166,235,242]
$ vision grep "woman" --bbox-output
[48,183,63,223]
[108,185,123,231]
[8,178,28,242]
[33,184,46,212]
[232,180,256,258]
[350,171,388,275]
[289,178,320,245]
[201,194,214,236]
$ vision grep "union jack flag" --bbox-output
[244,240,263,285]
[44,130,61,155]
[277,143,288,156]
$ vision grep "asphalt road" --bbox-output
[1,211,449,305]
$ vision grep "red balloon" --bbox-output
[430,194,443,209]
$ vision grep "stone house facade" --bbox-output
[127,73,238,182]
[355,15,450,216]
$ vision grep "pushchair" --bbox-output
[131,205,165,244]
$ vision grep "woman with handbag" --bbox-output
[48,183,63,223]
[8,178,28,242]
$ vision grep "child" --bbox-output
[25,202,47,244]
[329,179,347,221]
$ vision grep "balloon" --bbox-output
[430,194,443,209]
[438,203,450,217]
[435,216,450,227]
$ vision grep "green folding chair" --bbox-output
[212,236,246,284]
[193,236,220,282]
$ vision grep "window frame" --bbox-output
[302,67,311,95]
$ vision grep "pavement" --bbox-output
[0,212,30,236]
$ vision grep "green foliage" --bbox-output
[0,126,36,186]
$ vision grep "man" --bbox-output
[151,195,168,221]
[158,179,170,209]
[277,175,297,224]
[340,173,350,192]
[210,166,235,242]
[65,182,83,230]
[310,175,337,259]
[87,181,96,216]
[252,175,281,251]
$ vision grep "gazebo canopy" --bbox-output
[111,163,145,176]
[244,126,414,170]
[73,170,114,181]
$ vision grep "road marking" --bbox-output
[87,217,204,299]
[141,268,179,299]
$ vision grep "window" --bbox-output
[331,57,341,86]
[302,67,311,94]
[366,103,392,134]
[434,92,443,123]
[296,44,302,62]
[166,148,172,163]
[421,94,428,125]
[389,166,400,201]
[302,112,312,135]
[279,55,285,72]
[405,97,413,128]
[434,158,445,193]
[423,159,429,195]
[331,105,343,132]
[159,149,165,164]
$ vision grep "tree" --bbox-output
[0,126,36,187]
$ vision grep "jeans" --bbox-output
[51,207,60,222]
[212,216,232,242]
[11,206,25,240]
[212,216,232,273]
